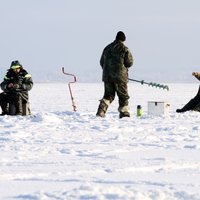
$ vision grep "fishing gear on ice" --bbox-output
[128,78,169,91]
[62,67,77,112]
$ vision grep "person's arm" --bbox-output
[0,72,12,91]
[192,72,200,81]
[124,48,134,68]
[21,74,33,91]
[100,50,105,69]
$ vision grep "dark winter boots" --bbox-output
[119,111,130,118]
[118,105,130,118]
[96,99,130,118]
[96,99,110,117]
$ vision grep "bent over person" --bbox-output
[96,31,134,118]
[0,60,33,115]
[176,72,200,113]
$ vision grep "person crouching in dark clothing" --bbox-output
[176,72,200,113]
[0,60,33,115]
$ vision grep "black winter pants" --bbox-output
[192,86,200,108]
[181,85,200,111]
[0,92,22,114]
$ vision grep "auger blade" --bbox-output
[128,78,169,91]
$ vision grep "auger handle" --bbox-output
[62,67,77,111]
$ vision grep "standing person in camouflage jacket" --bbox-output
[176,72,200,113]
[0,60,33,115]
[96,31,134,118]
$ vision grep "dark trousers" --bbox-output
[0,92,22,114]
[192,86,200,109]
[181,86,200,111]
[103,82,129,108]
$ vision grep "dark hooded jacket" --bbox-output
[0,68,33,102]
[100,40,133,83]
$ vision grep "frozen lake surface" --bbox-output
[0,83,200,200]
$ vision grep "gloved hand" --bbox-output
[7,83,14,88]
[192,72,198,76]
[192,72,200,81]
[13,84,20,89]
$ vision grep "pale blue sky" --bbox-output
[0,0,200,82]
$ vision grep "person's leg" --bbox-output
[0,92,9,115]
[9,93,23,115]
[116,82,130,118]
[176,86,200,113]
[16,95,23,115]
[193,86,200,112]
[96,82,115,117]
[193,102,200,112]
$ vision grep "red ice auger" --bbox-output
[62,67,77,112]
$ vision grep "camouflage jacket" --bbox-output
[100,40,133,83]
[0,68,33,102]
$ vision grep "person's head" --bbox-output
[115,31,126,42]
[10,60,23,73]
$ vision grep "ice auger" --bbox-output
[128,78,169,91]
[62,67,77,111]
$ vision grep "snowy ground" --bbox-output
[0,82,200,200]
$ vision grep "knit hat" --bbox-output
[116,31,126,41]
[10,60,22,69]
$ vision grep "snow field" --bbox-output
[0,83,200,200]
